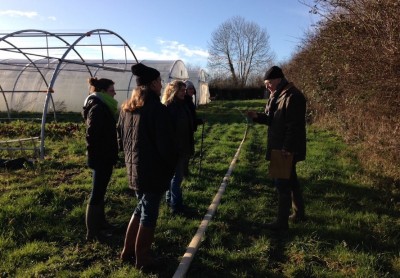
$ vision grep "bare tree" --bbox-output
[185,63,202,72]
[208,16,275,87]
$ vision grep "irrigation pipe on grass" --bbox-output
[173,109,249,278]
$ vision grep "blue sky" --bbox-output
[0,0,319,68]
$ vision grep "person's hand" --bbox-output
[246,110,258,119]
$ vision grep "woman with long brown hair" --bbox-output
[117,63,177,269]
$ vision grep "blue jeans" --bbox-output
[89,164,113,205]
[166,156,187,210]
[134,191,162,227]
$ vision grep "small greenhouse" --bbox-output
[187,69,210,106]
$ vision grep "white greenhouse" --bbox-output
[0,59,193,114]
[187,69,210,106]
[0,29,210,159]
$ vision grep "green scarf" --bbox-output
[94,92,118,116]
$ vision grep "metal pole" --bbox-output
[198,122,205,177]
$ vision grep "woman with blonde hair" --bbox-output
[117,63,177,270]
[162,80,194,214]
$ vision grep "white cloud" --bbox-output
[136,47,175,60]
[0,34,209,68]
[0,10,38,19]
[157,39,209,58]
[0,10,57,22]
[123,40,209,67]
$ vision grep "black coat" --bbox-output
[82,95,118,169]
[184,95,203,132]
[254,81,306,162]
[117,91,177,193]
[166,99,194,157]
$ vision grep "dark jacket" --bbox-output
[254,81,306,162]
[184,95,203,132]
[82,95,118,169]
[117,91,177,193]
[166,98,194,157]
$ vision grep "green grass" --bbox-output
[0,100,399,277]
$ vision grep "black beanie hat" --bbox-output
[131,63,160,86]
[185,80,195,89]
[264,66,284,80]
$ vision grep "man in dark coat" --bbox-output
[247,66,307,231]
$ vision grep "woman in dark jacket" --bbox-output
[184,80,203,132]
[162,80,194,214]
[82,77,118,241]
[183,81,204,176]
[118,63,177,269]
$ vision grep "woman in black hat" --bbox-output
[117,63,177,269]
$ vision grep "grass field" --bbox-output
[0,100,399,277]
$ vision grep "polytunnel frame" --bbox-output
[10,57,59,121]
[0,29,138,159]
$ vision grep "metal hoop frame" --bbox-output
[0,29,138,158]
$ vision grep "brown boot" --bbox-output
[99,203,117,230]
[85,204,112,241]
[290,187,306,222]
[264,191,291,231]
[120,214,140,264]
[135,225,155,270]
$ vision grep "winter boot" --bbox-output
[135,225,155,270]
[289,188,306,222]
[85,204,112,241]
[264,192,291,231]
[99,203,117,230]
[120,214,140,264]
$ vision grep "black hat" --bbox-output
[131,63,160,86]
[185,80,195,89]
[264,66,284,80]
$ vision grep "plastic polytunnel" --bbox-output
[187,68,210,106]
[140,59,189,83]
[138,60,210,106]
[1,59,191,114]
[0,29,211,160]
[0,29,138,159]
